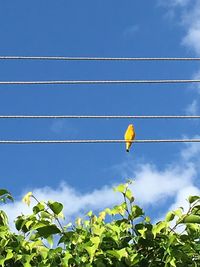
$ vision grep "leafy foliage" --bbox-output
[0,181,200,266]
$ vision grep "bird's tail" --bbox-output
[126,142,131,152]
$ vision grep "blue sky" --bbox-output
[1,0,200,223]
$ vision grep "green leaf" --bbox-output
[128,252,140,265]
[188,196,200,204]
[173,208,183,218]
[170,257,176,267]
[104,208,112,215]
[47,235,53,248]
[90,236,100,247]
[95,261,106,267]
[145,216,151,223]
[23,262,32,267]
[138,227,147,238]
[33,202,45,214]
[84,244,97,261]
[125,189,134,203]
[114,184,127,193]
[0,189,13,203]
[165,211,175,222]
[15,217,24,231]
[6,195,14,202]
[168,234,176,246]
[152,221,167,238]
[5,249,13,262]
[40,211,53,220]
[191,205,200,216]
[62,251,72,266]
[0,189,13,202]
[186,223,200,233]
[0,211,8,226]
[48,201,63,215]
[16,254,22,262]
[131,205,144,218]
[25,219,34,230]
[22,192,32,206]
[182,215,200,224]
[32,221,49,230]
[0,189,10,196]
[107,248,128,260]
[0,256,5,267]
[111,203,127,216]
[92,225,105,237]
[37,224,61,237]
[87,210,93,217]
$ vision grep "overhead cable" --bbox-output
[0,139,199,144]
[0,56,200,61]
[0,79,200,85]
[0,115,199,119]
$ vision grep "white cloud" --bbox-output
[161,0,200,122]
[182,21,200,55]
[180,2,200,113]
[185,99,199,115]
[192,70,200,93]
[174,0,190,6]
[2,139,200,231]
[169,185,200,212]
[161,0,200,55]
[181,135,200,160]
[130,162,196,206]
[158,0,190,8]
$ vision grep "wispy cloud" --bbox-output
[181,3,200,55]
[181,135,200,160]
[123,25,139,39]
[161,1,200,117]
[158,0,190,8]
[159,0,200,55]
[185,99,199,115]
[50,119,78,135]
[50,119,66,133]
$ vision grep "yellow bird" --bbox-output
[124,124,135,152]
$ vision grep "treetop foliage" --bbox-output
[0,181,200,266]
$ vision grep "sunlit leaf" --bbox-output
[165,211,175,222]
[125,189,134,203]
[22,192,33,206]
[107,248,128,260]
[114,184,128,193]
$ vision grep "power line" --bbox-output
[0,139,199,144]
[0,79,200,85]
[0,115,199,119]
[0,56,200,61]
